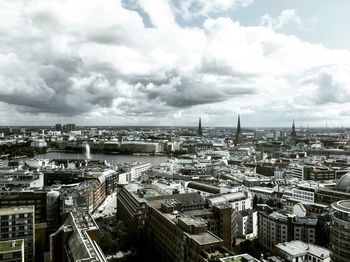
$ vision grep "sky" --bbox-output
[1,0,350,127]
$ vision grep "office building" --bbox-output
[0,206,35,262]
[0,239,24,262]
[330,200,350,262]
[50,211,106,262]
[258,210,317,251]
[315,173,350,205]
[145,198,224,261]
[0,171,44,190]
[237,210,258,239]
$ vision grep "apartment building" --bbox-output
[258,210,317,251]
[0,206,35,262]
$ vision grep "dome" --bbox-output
[336,173,350,192]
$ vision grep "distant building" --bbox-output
[55,124,62,132]
[119,142,162,154]
[30,140,47,148]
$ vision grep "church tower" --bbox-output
[197,117,203,137]
[235,114,242,144]
[291,119,297,145]
[291,119,297,138]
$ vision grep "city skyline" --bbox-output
[1,0,350,127]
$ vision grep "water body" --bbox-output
[33,152,167,166]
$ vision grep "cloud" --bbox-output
[300,65,350,105]
[170,0,254,20]
[0,0,349,126]
[260,9,302,30]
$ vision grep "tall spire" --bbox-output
[235,114,242,144]
[197,117,203,137]
[291,119,296,138]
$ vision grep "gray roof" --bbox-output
[187,181,220,194]
[336,173,350,192]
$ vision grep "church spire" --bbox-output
[197,117,203,137]
[291,119,296,138]
[235,114,242,144]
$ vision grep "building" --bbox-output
[0,239,25,262]
[286,164,305,180]
[276,240,330,262]
[145,198,224,261]
[206,191,252,212]
[55,124,62,132]
[315,173,350,205]
[186,181,221,197]
[258,210,317,251]
[117,181,240,250]
[237,210,258,239]
[0,190,48,224]
[0,206,35,262]
[291,185,316,204]
[30,140,47,148]
[119,142,162,154]
[330,200,350,262]
[50,212,106,262]
[119,162,152,182]
[0,171,44,190]
[117,182,171,233]
[250,186,275,202]
[184,204,237,250]
[64,124,76,133]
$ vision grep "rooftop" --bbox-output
[336,173,350,192]
[331,199,350,213]
[276,240,330,259]
[148,199,223,246]
[0,205,34,216]
[189,231,222,246]
[0,239,23,253]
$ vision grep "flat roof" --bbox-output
[188,231,222,246]
[0,206,34,216]
[148,199,223,246]
[276,241,330,258]
[0,239,23,253]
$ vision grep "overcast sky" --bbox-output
[1,0,350,127]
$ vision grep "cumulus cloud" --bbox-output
[0,0,349,126]
[301,65,350,105]
[260,9,302,30]
[170,0,254,20]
